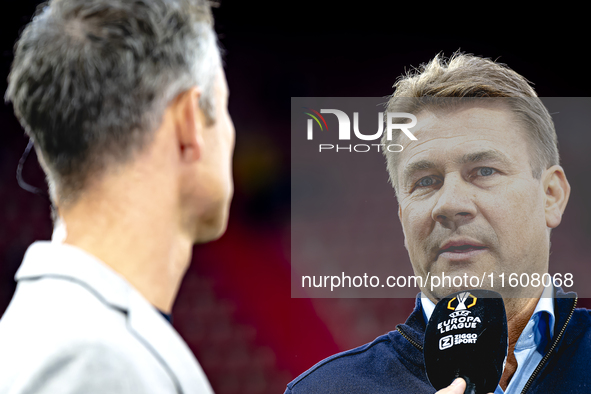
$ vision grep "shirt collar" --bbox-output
[420,292,436,323]
[532,283,555,337]
[420,285,555,338]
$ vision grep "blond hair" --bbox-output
[383,52,559,191]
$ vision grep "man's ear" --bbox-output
[173,86,205,163]
[542,165,570,229]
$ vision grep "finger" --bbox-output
[435,378,466,394]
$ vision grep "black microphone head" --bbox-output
[424,289,508,394]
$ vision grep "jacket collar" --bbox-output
[127,287,214,393]
[395,295,428,351]
[16,241,131,311]
[552,286,579,348]
[16,241,213,394]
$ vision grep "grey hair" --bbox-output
[383,52,559,193]
[6,0,221,206]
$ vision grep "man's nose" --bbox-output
[431,175,477,228]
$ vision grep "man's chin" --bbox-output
[210,218,230,241]
[191,205,231,244]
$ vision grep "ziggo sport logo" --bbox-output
[303,108,417,153]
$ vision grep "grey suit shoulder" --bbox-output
[0,242,213,394]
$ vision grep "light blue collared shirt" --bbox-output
[421,286,555,394]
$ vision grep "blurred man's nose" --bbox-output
[431,174,477,230]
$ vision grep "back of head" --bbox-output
[383,52,559,192]
[6,0,220,206]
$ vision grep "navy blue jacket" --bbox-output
[286,288,591,393]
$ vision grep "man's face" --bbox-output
[396,104,550,301]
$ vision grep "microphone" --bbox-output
[424,289,508,394]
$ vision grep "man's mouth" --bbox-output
[441,245,487,253]
[437,240,488,259]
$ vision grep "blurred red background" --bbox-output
[1,2,590,393]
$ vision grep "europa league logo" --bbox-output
[455,292,470,311]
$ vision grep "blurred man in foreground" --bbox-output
[286,54,591,393]
[0,0,234,392]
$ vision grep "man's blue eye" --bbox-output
[418,177,434,187]
[478,167,495,176]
